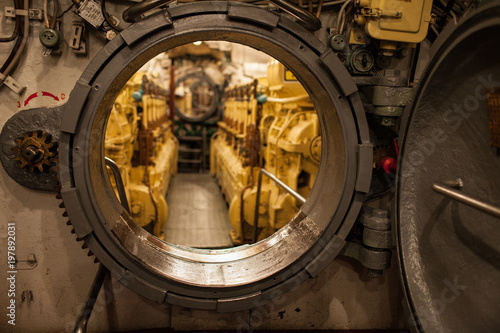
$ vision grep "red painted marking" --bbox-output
[61,93,66,100]
[42,91,60,102]
[24,92,39,107]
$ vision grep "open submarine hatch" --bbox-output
[0,1,499,332]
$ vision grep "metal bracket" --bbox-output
[14,254,38,270]
[3,75,26,95]
[4,7,44,20]
[69,22,88,55]
[360,7,402,18]
[21,290,34,302]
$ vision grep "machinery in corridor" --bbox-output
[104,72,178,239]
[211,60,320,244]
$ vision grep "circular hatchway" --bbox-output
[58,1,371,311]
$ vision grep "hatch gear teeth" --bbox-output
[11,130,57,173]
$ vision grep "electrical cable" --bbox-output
[122,0,175,23]
[316,0,324,17]
[0,0,29,86]
[267,0,322,30]
[336,0,351,33]
[49,0,60,29]
[339,0,352,34]
[44,0,50,27]
[102,0,122,32]
[0,0,24,72]
[0,0,21,43]
[44,0,60,28]
[58,2,74,18]
[439,0,457,27]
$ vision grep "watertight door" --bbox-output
[396,2,500,331]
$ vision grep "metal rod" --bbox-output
[105,157,130,213]
[169,59,175,123]
[432,181,500,218]
[253,168,306,242]
[73,264,107,333]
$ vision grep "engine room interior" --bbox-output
[0,0,498,332]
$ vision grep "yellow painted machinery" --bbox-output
[105,73,178,239]
[211,60,320,244]
[353,0,434,52]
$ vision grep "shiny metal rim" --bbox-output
[59,2,370,310]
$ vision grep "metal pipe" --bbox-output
[432,181,500,219]
[240,183,252,244]
[169,59,175,122]
[336,0,351,33]
[261,94,309,104]
[253,168,306,243]
[105,157,130,213]
[316,0,324,17]
[73,264,107,333]
[122,0,175,23]
[0,0,21,42]
[0,0,29,87]
[267,0,322,31]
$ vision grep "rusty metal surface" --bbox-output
[487,88,500,147]
[0,106,62,192]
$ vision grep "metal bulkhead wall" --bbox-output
[58,1,372,311]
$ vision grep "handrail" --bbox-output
[105,157,130,213]
[432,179,500,219]
[252,168,306,242]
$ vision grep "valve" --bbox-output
[39,28,62,49]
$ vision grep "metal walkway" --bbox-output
[163,173,233,248]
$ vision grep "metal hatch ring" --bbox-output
[58,1,370,311]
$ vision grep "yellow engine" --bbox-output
[211,60,321,244]
[105,72,178,239]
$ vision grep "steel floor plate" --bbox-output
[163,173,233,248]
